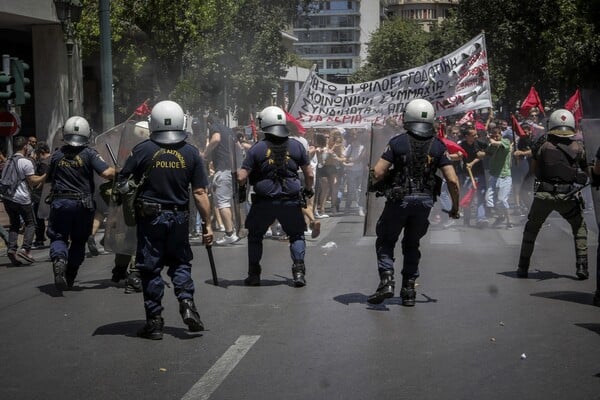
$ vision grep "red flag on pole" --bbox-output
[519,86,545,117]
[249,112,257,142]
[439,136,468,158]
[437,122,446,139]
[284,110,306,135]
[565,88,583,123]
[511,114,527,138]
[459,187,476,207]
[134,100,151,117]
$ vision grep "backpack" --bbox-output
[0,154,24,199]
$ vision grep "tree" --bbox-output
[350,18,431,83]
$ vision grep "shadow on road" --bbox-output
[530,290,595,306]
[498,269,579,281]
[206,275,294,288]
[333,292,438,310]
[37,279,120,298]
[93,320,203,340]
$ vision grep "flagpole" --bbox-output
[126,98,151,121]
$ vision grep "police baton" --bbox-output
[105,143,119,168]
[202,223,219,286]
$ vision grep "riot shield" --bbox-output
[92,122,125,216]
[102,121,148,256]
[37,128,65,219]
[363,124,403,236]
[229,131,244,234]
[581,119,600,224]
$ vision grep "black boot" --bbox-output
[111,265,128,283]
[125,269,142,294]
[291,261,306,287]
[400,277,417,307]
[576,259,589,280]
[244,263,262,286]
[516,258,529,278]
[87,235,99,256]
[179,299,204,332]
[594,290,600,307]
[367,271,395,305]
[53,258,68,291]
[137,315,164,340]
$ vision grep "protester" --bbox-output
[1,136,46,265]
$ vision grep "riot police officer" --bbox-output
[117,100,213,340]
[517,109,589,279]
[47,116,116,290]
[367,99,460,307]
[236,106,314,287]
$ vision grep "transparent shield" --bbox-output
[103,121,147,256]
[363,124,404,236]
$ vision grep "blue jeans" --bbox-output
[375,195,433,280]
[135,210,194,318]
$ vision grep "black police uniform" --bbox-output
[369,132,452,305]
[47,145,110,289]
[118,139,209,336]
[241,136,309,286]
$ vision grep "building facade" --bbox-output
[383,0,459,32]
[293,0,381,83]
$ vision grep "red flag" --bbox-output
[459,187,476,208]
[458,111,474,125]
[249,112,257,142]
[134,100,151,117]
[511,114,527,138]
[437,122,446,139]
[439,136,467,158]
[519,86,545,117]
[565,88,583,123]
[284,110,306,135]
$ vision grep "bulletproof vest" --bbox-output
[256,139,298,186]
[392,135,437,196]
[536,137,583,183]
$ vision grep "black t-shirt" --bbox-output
[209,121,234,171]
[119,139,208,205]
[458,139,485,178]
[242,138,308,198]
[47,146,109,194]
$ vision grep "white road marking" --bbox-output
[181,335,260,400]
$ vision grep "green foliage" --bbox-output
[74,0,314,123]
[351,17,431,83]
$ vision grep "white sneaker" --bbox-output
[358,207,365,217]
[264,228,273,238]
[216,233,240,245]
[316,213,329,219]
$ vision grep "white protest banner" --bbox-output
[289,33,492,128]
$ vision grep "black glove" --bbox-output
[302,188,314,199]
[238,184,247,203]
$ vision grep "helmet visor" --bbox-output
[150,130,188,144]
[404,122,434,137]
[263,125,289,137]
[63,134,89,147]
[548,126,575,137]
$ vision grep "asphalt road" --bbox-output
[0,208,599,400]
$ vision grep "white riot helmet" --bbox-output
[258,106,289,137]
[63,116,91,147]
[547,109,576,137]
[403,99,435,138]
[149,100,188,144]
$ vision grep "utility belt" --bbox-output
[381,185,432,203]
[48,191,94,209]
[136,199,189,217]
[534,181,574,194]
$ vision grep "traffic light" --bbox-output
[10,58,30,105]
[0,72,15,100]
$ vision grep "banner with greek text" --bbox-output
[289,33,491,128]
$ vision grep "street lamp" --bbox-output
[54,0,83,117]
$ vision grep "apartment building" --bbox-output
[383,0,459,32]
